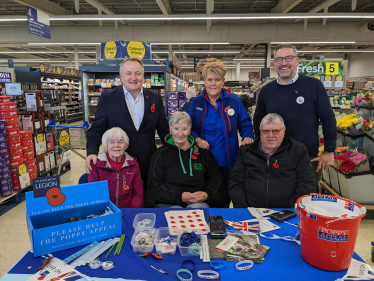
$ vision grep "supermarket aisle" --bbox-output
[0,150,374,277]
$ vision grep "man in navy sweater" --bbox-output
[253,44,337,192]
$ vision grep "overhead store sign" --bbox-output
[27,6,51,39]
[298,61,344,76]
[39,64,80,77]
[101,41,151,60]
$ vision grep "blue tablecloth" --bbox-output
[2,208,364,281]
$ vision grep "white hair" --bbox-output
[101,127,129,151]
[169,111,192,128]
[260,113,285,128]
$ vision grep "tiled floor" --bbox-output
[0,135,373,277]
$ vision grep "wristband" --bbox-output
[235,260,254,271]
[177,268,193,281]
[197,270,219,279]
[182,260,195,273]
[209,260,226,269]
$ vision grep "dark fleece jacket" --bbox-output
[147,134,222,207]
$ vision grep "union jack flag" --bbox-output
[223,219,261,233]
[50,272,80,281]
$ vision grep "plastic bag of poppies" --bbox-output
[333,147,371,174]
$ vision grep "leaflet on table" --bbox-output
[224,218,280,234]
[341,258,374,280]
[248,207,278,218]
[26,257,93,281]
[165,209,210,234]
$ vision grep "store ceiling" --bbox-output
[0,0,373,67]
[1,0,374,15]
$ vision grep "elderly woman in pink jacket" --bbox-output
[88,127,143,208]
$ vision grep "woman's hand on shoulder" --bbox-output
[195,138,210,150]
[241,137,254,146]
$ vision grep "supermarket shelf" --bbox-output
[87,83,164,88]
[88,93,102,96]
[0,184,33,216]
[88,103,98,106]
[88,83,121,87]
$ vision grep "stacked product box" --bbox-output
[21,130,37,182]
[0,97,21,191]
[178,92,188,110]
[167,91,179,118]
[151,73,164,85]
[0,119,12,198]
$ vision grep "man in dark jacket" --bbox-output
[85,58,169,206]
[229,113,315,208]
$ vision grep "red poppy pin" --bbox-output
[123,184,129,191]
[150,103,155,112]
[224,105,230,113]
[273,160,279,168]
[146,95,149,98]
[191,145,200,160]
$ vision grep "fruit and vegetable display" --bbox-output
[329,95,353,108]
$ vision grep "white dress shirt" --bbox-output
[276,73,299,85]
[123,85,144,131]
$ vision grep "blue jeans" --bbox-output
[155,202,209,208]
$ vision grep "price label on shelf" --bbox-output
[355,124,362,130]
[146,84,151,88]
[107,83,112,88]
[101,83,107,88]
[340,105,346,109]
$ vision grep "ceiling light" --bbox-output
[271,41,356,44]
[1,13,374,23]
[0,17,27,22]
[28,43,101,45]
[298,49,374,53]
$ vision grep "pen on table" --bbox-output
[150,265,168,274]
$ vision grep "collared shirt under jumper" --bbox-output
[123,85,144,131]
[276,73,299,85]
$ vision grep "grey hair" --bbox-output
[119,57,144,74]
[169,111,192,128]
[101,127,129,151]
[260,113,285,128]
[273,44,298,57]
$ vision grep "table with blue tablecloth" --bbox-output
[0,208,365,281]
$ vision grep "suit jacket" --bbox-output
[86,86,169,178]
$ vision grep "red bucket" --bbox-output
[296,194,366,271]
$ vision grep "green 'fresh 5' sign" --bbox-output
[298,61,344,76]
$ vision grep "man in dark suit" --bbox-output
[85,58,169,205]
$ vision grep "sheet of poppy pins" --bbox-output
[165,209,210,234]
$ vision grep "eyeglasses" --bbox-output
[260,128,284,135]
[274,56,296,64]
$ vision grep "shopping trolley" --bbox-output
[47,120,90,175]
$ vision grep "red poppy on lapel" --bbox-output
[150,103,155,112]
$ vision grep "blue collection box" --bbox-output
[26,181,122,257]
